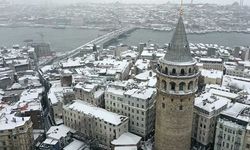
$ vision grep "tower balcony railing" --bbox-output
[158,87,198,95]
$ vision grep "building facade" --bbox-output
[105,85,156,139]
[214,103,250,150]
[63,100,129,148]
[0,115,33,150]
[155,16,199,150]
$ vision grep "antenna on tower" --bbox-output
[179,0,184,16]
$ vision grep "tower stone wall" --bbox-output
[155,16,200,150]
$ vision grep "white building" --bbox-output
[224,61,250,79]
[105,83,156,139]
[192,91,230,149]
[63,100,129,149]
[201,69,223,85]
[214,103,250,150]
[74,82,105,107]
[200,58,223,71]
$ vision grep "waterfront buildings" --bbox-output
[154,16,199,150]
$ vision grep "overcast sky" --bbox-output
[12,0,250,5]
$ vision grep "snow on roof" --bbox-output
[0,113,30,131]
[20,88,44,102]
[63,139,88,150]
[200,58,222,63]
[209,89,238,99]
[201,69,223,79]
[64,100,128,126]
[124,88,156,100]
[46,125,74,140]
[135,71,156,81]
[43,138,58,145]
[222,75,250,93]
[222,103,250,122]
[205,84,229,92]
[121,50,138,58]
[114,146,137,150]
[74,82,97,92]
[106,87,125,96]
[111,132,141,146]
[195,92,230,114]
[135,59,150,70]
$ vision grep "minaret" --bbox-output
[154,15,200,150]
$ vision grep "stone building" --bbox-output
[105,83,156,139]
[0,114,33,150]
[154,16,199,150]
[192,92,230,149]
[214,103,250,150]
[63,100,129,149]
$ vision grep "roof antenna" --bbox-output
[180,0,184,16]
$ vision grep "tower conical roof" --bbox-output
[164,16,193,63]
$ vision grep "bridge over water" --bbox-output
[39,26,137,67]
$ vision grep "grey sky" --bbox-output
[13,0,250,5]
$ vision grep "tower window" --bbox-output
[188,81,194,90]
[170,82,176,91]
[162,80,167,90]
[189,68,192,74]
[162,103,165,108]
[180,69,185,76]
[179,82,186,91]
[171,68,176,75]
[179,105,183,110]
[165,67,168,75]
[171,99,174,102]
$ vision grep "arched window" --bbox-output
[170,82,176,91]
[180,69,185,76]
[162,80,167,90]
[179,82,186,91]
[189,68,192,74]
[188,81,194,90]
[179,105,183,110]
[172,68,176,75]
[165,67,168,75]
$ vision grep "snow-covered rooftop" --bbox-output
[111,132,141,146]
[64,100,128,125]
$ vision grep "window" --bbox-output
[165,67,168,74]
[179,105,183,110]
[170,82,176,91]
[189,68,192,74]
[162,103,165,108]
[162,80,167,90]
[172,68,176,75]
[180,69,185,76]
[188,81,193,90]
[179,82,186,91]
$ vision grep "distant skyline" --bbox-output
[11,0,250,5]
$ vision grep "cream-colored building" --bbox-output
[192,92,230,150]
[105,84,156,139]
[201,69,223,85]
[200,58,223,71]
[214,103,250,150]
[74,82,104,107]
[155,16,199,150]
[0,114,33,150]
[63,100,129,149]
